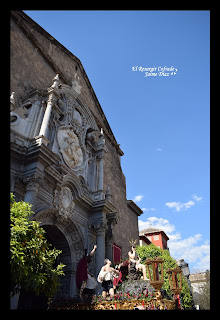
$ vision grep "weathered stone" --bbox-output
[10,11,143,307]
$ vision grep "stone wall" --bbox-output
[10,10,141,265]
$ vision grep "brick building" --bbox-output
[10,10,142,302]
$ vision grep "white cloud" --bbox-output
[133,194,144,202]
[138,216,210,272]
[193,251,210,272]
[165,195,203,212]
[156,147,163,152]
[168,233,182,241]
[192,194,203,202]
[169,234,202,252]
[169,236,210,272]
[165,200,195,212]
[139,216,176,235]
[141,208,156,212]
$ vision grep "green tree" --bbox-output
[10,193,66,298]
[136,244,193,309]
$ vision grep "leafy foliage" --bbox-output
[136,243,193,309]
[10,193,66,298]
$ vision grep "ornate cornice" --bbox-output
[127,200,143,216]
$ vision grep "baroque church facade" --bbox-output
[10,11,142,298]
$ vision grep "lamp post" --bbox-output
[145,257,164,300]
[166,267,183,309]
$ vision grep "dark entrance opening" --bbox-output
[17,224,71,310]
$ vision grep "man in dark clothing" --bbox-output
[76,244,97,301]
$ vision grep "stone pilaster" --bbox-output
[93,222,108,273]
[23,174,42,206]
[91,221,108,293]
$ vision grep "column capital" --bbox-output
[91,221,108,236]
[23,174,43,192]
[23,174,43,206]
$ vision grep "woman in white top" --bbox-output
[98,258,119,298]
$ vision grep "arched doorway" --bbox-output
[42,224,71,297]
[17,210,84,309]
[37,211,85,298]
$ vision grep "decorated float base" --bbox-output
[92,298,175,310]
[48,280,175,310]
[48,298,175,310]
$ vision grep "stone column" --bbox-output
[105,212,117,263]
[36,75,60,146]
[37,92,54,146]
[69,269,77,298]
[93,222,107,293]
[10,290,20,310]
[105,236,113,262]
[39,96,53,137]
[23,175,42,206]
[10,172,16,193]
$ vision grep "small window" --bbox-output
[154,235,159,241]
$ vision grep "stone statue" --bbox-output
[72,73,82,94]
[51,74,60,89]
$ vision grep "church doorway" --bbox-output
[43,224,72,297]
[17,218,84,309]
[17,224,72,309]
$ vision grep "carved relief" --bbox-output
[53,186,75,218]
[61,186,74,209]
[57,126,83,169]
[92,221,108,235]
[65,98,85,136]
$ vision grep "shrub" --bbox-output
[136,244,193,309]
[10,193,65,298]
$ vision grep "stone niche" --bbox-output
[57,126,84,169]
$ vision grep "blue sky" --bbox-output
[24,10,210,272]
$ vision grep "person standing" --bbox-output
[97,259,119,298]
[76,244,97,300]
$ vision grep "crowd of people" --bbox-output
[76,241,148,301]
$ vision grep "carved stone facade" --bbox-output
[10,11,142,303]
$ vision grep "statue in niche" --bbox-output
[57,127,83,169]
[61,186,73,209]
[72,73,82,94]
